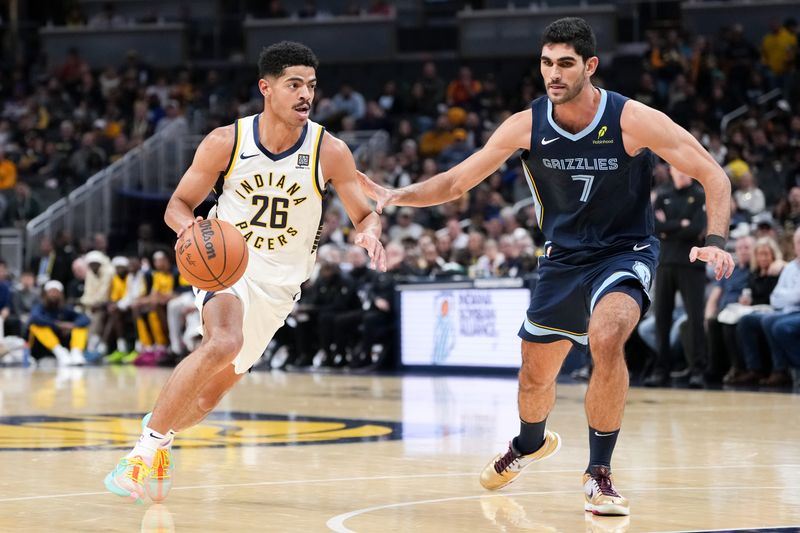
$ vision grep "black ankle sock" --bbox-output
[513,418,547,455]
[587,426,620,473]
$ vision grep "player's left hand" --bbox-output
[354,233,387,272]
[689,245,735,280]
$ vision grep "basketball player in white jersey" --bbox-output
[104,41,386,503]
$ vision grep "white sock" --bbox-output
[117,338,129,353]
[160,429,177,449]
[126,427,171,466]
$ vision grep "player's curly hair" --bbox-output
[541,17,596,62]
[258,41,319,78]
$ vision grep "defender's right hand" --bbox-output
[356,171,395,214]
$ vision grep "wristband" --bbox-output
[704,234,726,249]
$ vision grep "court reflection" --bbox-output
[479,495,561,531]
[141,503,175,533]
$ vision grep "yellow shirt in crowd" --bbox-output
[762,28,797,75]
[110,275,127,302]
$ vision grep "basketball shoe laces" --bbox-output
[494,443,520,474]
[589,466,620,497]
[153,448,171,479]
[124,456,151,484]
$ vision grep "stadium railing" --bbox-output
[24,120,190,264]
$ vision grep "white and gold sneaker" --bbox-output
[479,430,561,490]
[583,466,630,516]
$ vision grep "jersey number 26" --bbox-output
[250,195,289,229]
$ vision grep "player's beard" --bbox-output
[548,73,587,105]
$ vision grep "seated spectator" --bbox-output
[11,271,39,330]
[155,100,189,135]
[0,260,12,337]
[29,280,89,366]
[475,238,504,278]
[331,83,366,123]
[134,251,188,366]
[80,250,113,355]
[357,241,411,367]
[107,256,150,364]
[293,258,361,367]
[733,171,766,217]
[103,257,133,362]
[736,228,800,386]
[69,131,107,184]
[0,148,17,191]
[417,235,446,276]
[711,236,779,384]
[775,186,800,228]
[447,67,481,108]
[5,183,41,228]
[437,128,473,170]
[389,208,424,241]
[166,281,200,361]
[419,114,455,159]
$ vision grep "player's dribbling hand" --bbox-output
[354,233,387,272]
[689,245,735,280]
[357,171,395,214]
[175,216,204,247]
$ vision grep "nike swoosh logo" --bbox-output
[633,243,651,251]
[240,152,259,160]
[594,431,616,437]
[150,432,163,439]
[541,137,560,145]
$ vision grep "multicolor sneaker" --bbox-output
[104,455,150,504]
[105,350,127,364]
[479,430,561,490]
[141,413,175,503]
[121,350,139,364]
[583,466,630,516]
[133,350,156,366]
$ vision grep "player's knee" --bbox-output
[205,332,243,364]
[588,324,625,361]
[519,362,554,391]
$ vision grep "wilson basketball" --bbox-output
[176,219,249,291]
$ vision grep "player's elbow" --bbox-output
[447,172,469,201]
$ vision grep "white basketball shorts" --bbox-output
[193,275,299,374]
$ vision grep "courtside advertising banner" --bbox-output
[399,287,530,367]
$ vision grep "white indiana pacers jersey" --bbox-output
[211,114,326,287]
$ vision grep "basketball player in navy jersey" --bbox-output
[359,18,734,516]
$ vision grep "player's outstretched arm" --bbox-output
[622,101,735,280]
[322,134,387,272]
[165,125,234,239]
[357,110,532,213]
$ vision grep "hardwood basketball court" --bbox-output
[0,366,798,532]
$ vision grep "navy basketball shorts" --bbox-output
[518,244,658,347]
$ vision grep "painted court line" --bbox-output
[0,464,798,503]
[326,486,800,533]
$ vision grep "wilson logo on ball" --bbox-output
[198,220,217,259]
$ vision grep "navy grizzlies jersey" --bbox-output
[521,89,655,256]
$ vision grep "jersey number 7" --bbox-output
[571,175,595,203]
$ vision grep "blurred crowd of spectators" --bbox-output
[0,16,798,386]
